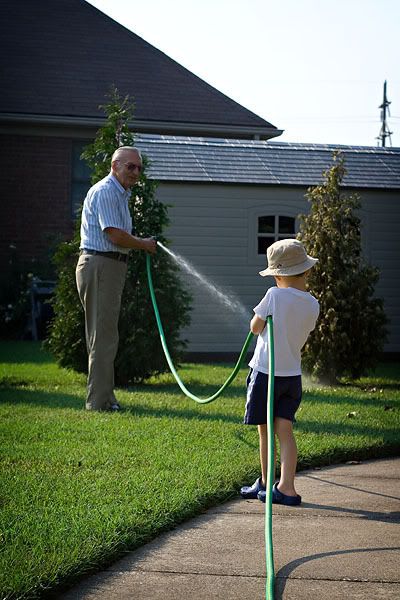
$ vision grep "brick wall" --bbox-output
[0,134,74,273]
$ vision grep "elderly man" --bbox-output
[76,146,157,411]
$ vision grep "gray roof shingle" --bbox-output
[0,0,279,139]
[136,135,400,189]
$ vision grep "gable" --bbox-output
[0,0,281,140]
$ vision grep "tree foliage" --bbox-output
[298,152,388,383]
[46,88,192,383]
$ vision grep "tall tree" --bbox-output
[47,88,191,383]
[298,152,387,383]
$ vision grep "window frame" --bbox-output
[257,214,297,255]
[71,140,92,218]
[247,205,299,261]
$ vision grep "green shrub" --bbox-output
[298,152,388,383]
[0,240,60,340]
[46,88,192,383]
[0,245,31,339]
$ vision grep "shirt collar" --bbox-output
[109,173,131,197]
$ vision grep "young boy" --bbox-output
[240,239,319,505]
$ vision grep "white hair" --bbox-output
[111,146,142,163]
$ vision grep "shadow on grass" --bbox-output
[1,388,399,446]
[297,418,399,439]
[126,403,242,424]
[129,380,246,398]
[234,429,258,449]
[0,341,53,364]
[343,382,400,392]
[303,390,399,408]
[0,387,244,424]
[0,388,84,410]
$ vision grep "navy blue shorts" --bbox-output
[244,369,302,425]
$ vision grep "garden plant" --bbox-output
[298,153,388,383]
[46,88,191,383]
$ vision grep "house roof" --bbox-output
[0,0,280,140]
[135,135,400,189]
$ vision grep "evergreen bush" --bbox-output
[0,239,60,340]
[46,89,192,383]
[0,245,32,340]
[298,152,388,383]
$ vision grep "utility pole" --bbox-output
[377,80,392,147]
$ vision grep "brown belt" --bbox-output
[80,249,128,263]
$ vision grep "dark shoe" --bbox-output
[240,476,265,499]
[272,483,301,506]
[257,489,266,502]
[109,402,121,412]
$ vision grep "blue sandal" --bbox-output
[272,482,301,506]
[240,476,265,499]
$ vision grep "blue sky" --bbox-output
[86,0,399,147]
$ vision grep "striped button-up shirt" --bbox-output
[79,173,133,254]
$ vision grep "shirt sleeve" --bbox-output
[96,188,124,231]
[253,288,274,320]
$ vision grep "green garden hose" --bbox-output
[146,254,253,403]
[265,315,275,599]
[146,253,275,598]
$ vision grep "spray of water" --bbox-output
[157,241,249,323]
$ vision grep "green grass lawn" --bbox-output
[0,342,399,599]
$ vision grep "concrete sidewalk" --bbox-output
[61,458,400,599]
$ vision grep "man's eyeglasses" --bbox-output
[120,161,142,173]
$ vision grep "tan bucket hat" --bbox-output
[259,238,318,277]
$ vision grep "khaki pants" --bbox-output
[76,253,127,410]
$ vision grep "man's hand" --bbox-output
[142,238,157,254]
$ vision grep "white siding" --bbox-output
[155,183,400,353]
[361,191,400,352]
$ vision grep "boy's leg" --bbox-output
[274,417,298,497]
[258,424,276,486]
[258,424,267,485]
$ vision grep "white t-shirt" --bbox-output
[249,286,320,376]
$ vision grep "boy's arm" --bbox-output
[250,314,266,335]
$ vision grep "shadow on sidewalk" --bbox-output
[301,501,400,523]
[275,546,400,599]
[303,473,400,502]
